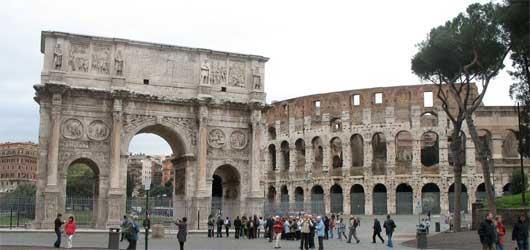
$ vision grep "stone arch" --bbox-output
[478,129,493,158]
[395,131,413,173]
[330,137,343,176]
[396,183,413,214]
[295,186,304,211]
[350,184,365,215]
[311,185,325,215]
[421,183,440,214]
[312,137,324,171]
[420,112,438,127]
[502,130,518,158]
[475,183,489,202]
[421,131,439,167]
[211,164,241,219]
[280,185,289,213]
[448,131,467,166]
[372,133,387,175]
[502,183,512,195]
[280,141,290,171]
[122,121,191,157]
[373,183,387,215]
[268,144,277,171]
[350,134,364,167]
[330,184,343,214]
[268,126,277,140]
[295,139,306,172]
[266,186,277,216]
[448,183,468,213]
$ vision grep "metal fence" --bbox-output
[0,196,35,228]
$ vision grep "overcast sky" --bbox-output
[0,0,515,155]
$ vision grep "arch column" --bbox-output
[365,184,373,215]
[305,144,313,174]
[343,185,351,215]
[388,183,396,214]
[342,141,351,176]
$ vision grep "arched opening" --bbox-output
[373,184,387,215]
[372,133,387,175]
[295,139,306,172]
[449,183,468,213]
[330,184,343,214]
[280,141,290,171]
[478,129,493,159]
[311,185,325,215]
[280,185,289,214]
[503,183,512,195]
[211,165,241,219]
[350,184,365,215]
[268,126,277,140]
[295,187,304,211]
[395,131,413,174]
[330,118,342,132]
[350,134,364,167]
[421,183,440,214]
[420,112,438,127]
[396,183,413,214]
[421,131,439,167]
[502,130,519,158]
[268,144,277,171]
[265,186,277,216]
[448,131,466,166]
[476,183,488,202]
[312,137,324,173]
[65,158,99,227]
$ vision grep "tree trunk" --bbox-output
[450,125,464,232]
[466,116,497,215]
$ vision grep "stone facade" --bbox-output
[0,142,38,193]
[34,31,267,229]
[263,85,525,216]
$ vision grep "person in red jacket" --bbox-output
[64,216,77,249]
[273,216,284,249]
[495,215,506,250]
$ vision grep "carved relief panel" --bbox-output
[91,45,111,74]
[229,60,246,88]
[87,120,110,141]
[61,118,84,140]
[68,43,90,73]
[230,130,248,150]
[208,129,226,148]
[209,58,227,85]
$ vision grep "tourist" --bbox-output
[346,216,360,244]
[266,216,274,242]
[216,215,224,238]
[64,216,76,249]
[315,216,325,250]
[254,215,260,239]
[308,215,316,248]
[283,217,291,240]
[176,217,188,250]
[248,216,255,239]
[224,217,231,237]
[234,216,242,239]
[258,216,265,238]
[478,212,496,250]
[127,216,140,250]
[323,216,329,240]
[372,217,384,244]
[53,213,64,248]
[300,214,312,250]
[295,217,302,240]
[273,216,283,249]
[241,216,248,238]
[383,214,396,248]
[495,215,506,250]
[120,215,131,242]
[512,214,529,250]
[207,214,215,238]
[336,218,346,241]
[328,215,335,240]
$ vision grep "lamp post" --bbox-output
[142,175,151,250]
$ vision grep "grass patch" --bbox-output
[496,191,530,208]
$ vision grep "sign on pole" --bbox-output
[142,176,151,191]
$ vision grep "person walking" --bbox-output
[283,218,291,240]
[234,216,242,239]
[207,214,215,238]
[323,216,329,240]
[309,215,316,248]
[53,213,64,248]
[336,218,346,241]
[120,215,131,242]
[346,216,360,244]
[383,214,396,248]
[267,216,274,242]
[176,217,188,250]
[127,216,140,250]
[300,214,312,250]
[216,216,224,238]
[258,216,264,238]
[372,217,384,244]
[64,216,76,249]
[224,217,231,238]
[273,216,283,249]
[242,216,248,238]
[478,212,496,250]
[328,216,335,240]
[513,214,529,250]
[315,216,325,250]
[495,215,506,250]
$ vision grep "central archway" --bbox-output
[64,158,100,228]
[211,164,241,219]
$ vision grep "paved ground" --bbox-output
[0,215,479,250]
[402,229,516,250]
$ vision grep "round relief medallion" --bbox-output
[230,130,247,149]
[61,118,83,139]
[207,129,226,148]
[87,120,110,141]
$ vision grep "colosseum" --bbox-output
[262,85,519,217]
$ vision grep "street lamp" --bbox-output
[142,175,151,250]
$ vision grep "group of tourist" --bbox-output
[478,212,529,250]
[52,213,77,248]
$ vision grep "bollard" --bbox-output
[435,222,440,232]
[108,228,121,250]
[152,224,165,239]
[416,229,428,249]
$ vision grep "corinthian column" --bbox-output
[110,98,122,190]
[250,109,263,196]
[196,105,209,196]
[46,92,62,188]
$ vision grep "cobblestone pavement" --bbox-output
[0,215,476,250]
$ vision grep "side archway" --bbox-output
[396,183,413,214]
[211,164,241,219]
[421,183,441,214]
[373,184,387,215]
[311,185,325,215]
[449,183,468,213]
[350,184,365,215]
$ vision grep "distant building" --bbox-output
[162,158,174,184]
[0,142,38,193]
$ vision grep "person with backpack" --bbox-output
[336,218,346,241]
[383,214,396,248]
[224,217,231,237]
[315,216,325,250]
[176,217,188,250]
[127,216,140,250]
[120,215,131,242]
[346,216,360,244]
[64,216,76,249]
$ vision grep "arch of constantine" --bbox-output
[34,31,521,229]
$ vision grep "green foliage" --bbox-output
[511,169,528,194]
[126,173,134,198]
[149,180,173,197]
[66,163,97,197]
[5,182,36,199]
[496,191,530,208]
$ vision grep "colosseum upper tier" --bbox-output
[262,84,521,216]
